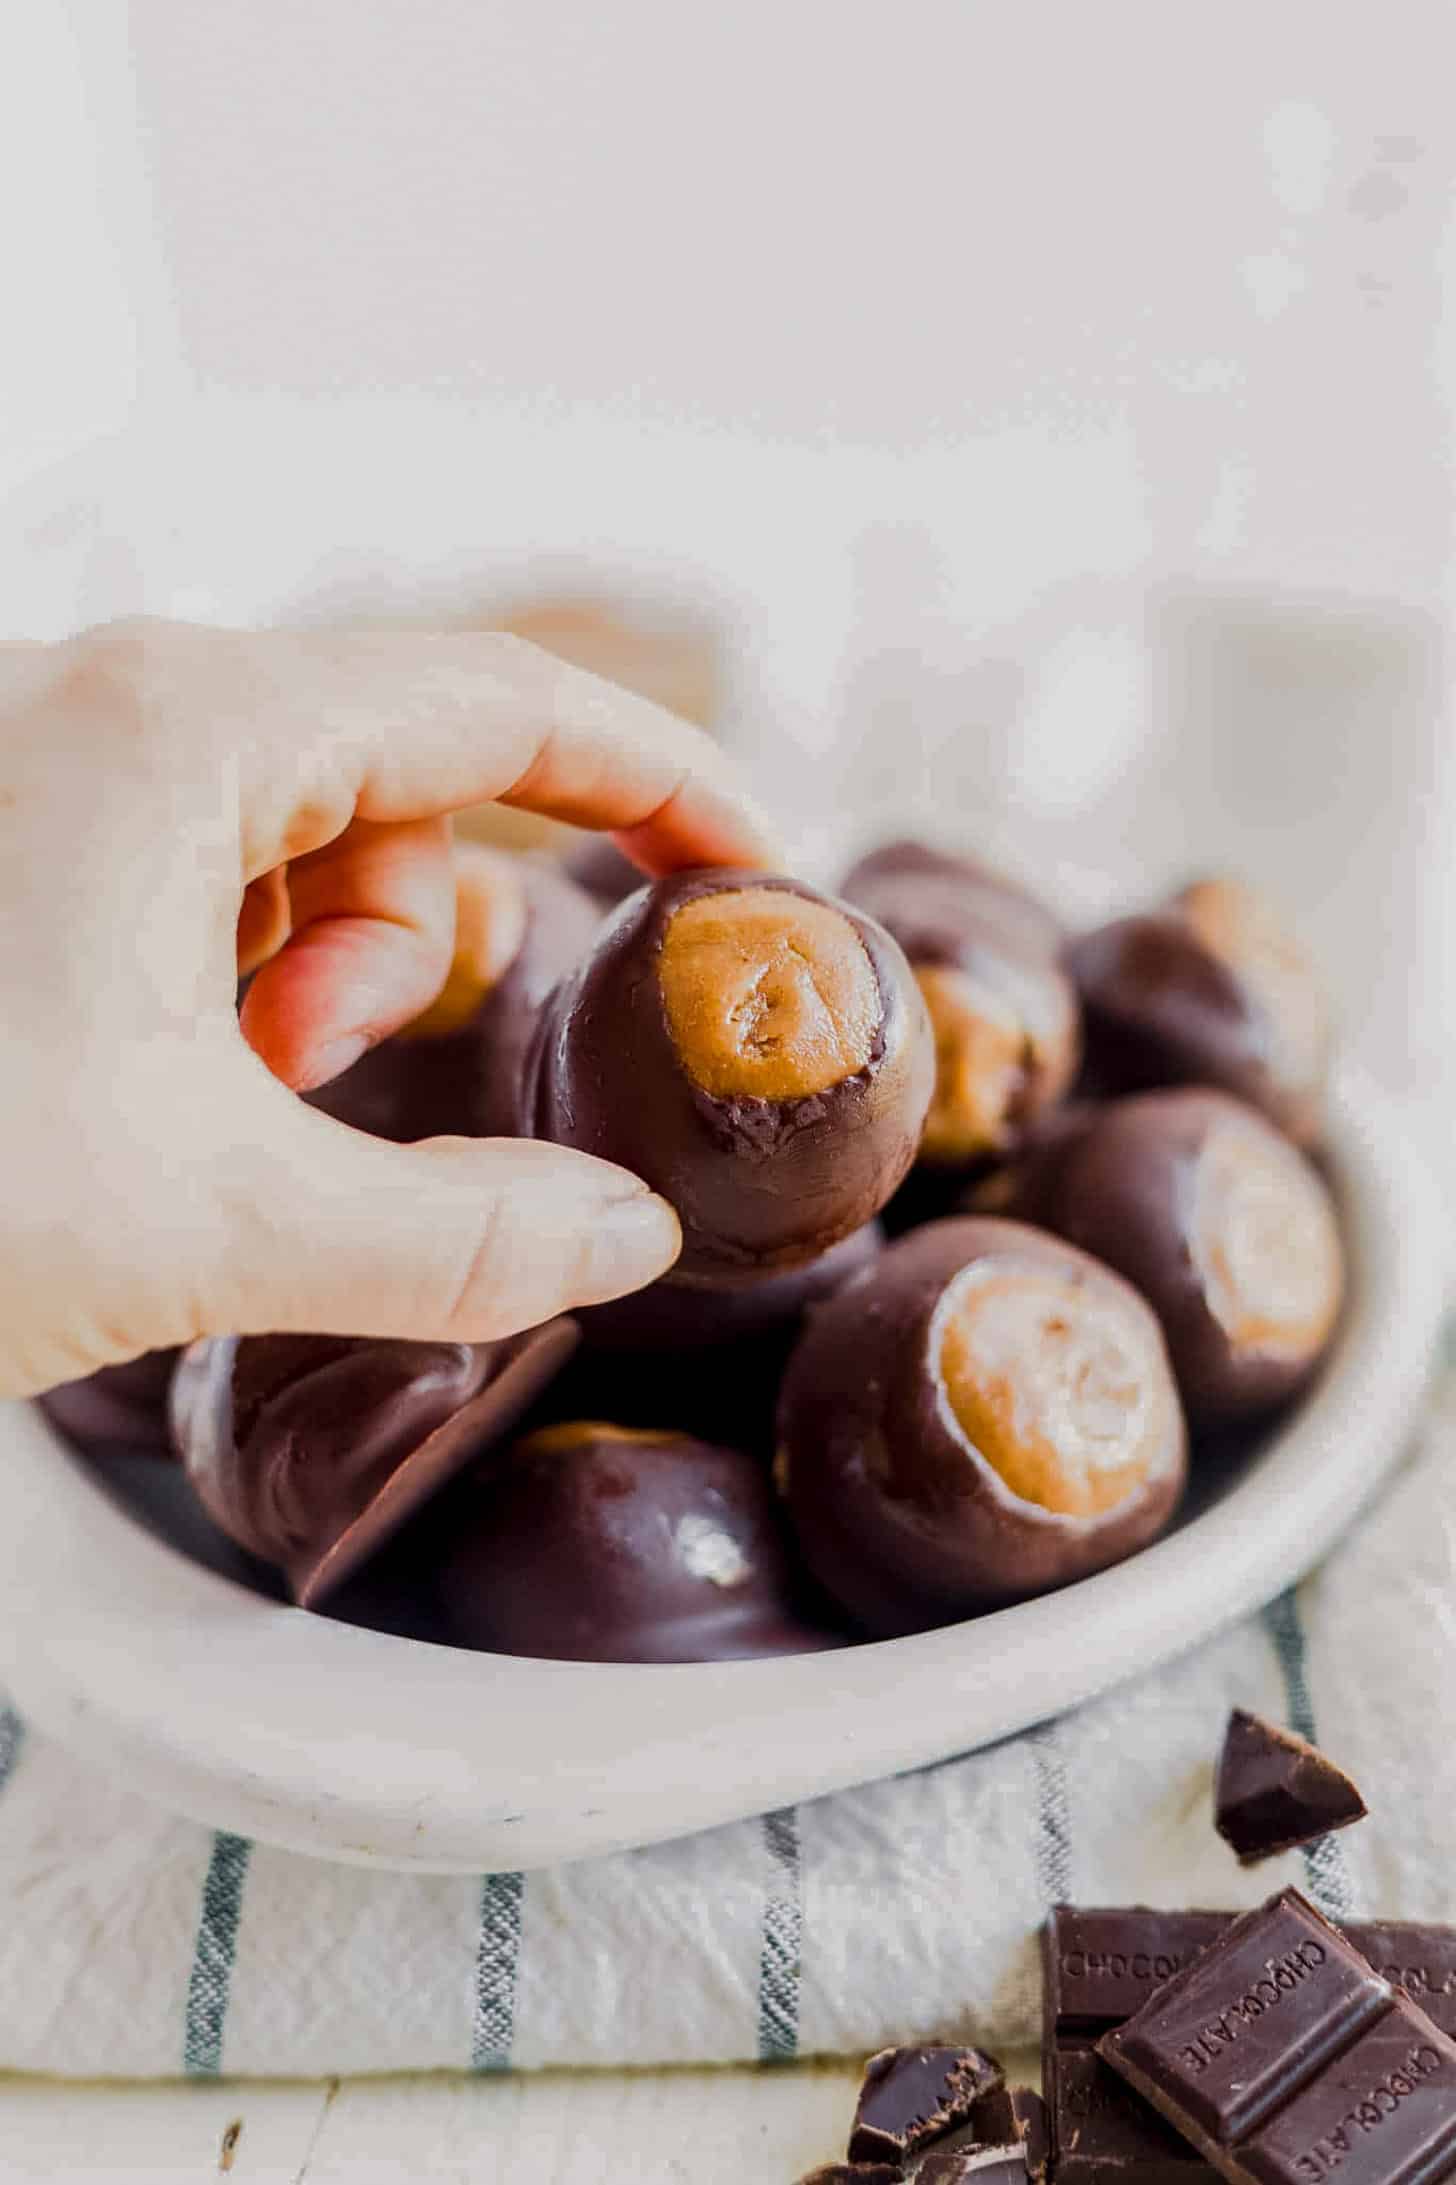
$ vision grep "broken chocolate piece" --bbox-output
[172,1319,579,1605]
[918,2146,1030,2185]
[1098,1888,1456,2185]
[847,2045,1004,2167]
[795,2167,900,2185]
[1214,1709,1368,1866]
[971,2086,1050,2183]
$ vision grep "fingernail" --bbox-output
[580,1190,682,1300]
[298,1033,372,1092]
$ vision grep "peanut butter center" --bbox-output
[916,964,1028,1164]
[659,888,879,1101]
[936,1262,1169,1516]
[1190,1122,1343,1358]
[402,846,528,1039]
[1178,878,1328,1093]
[515,1421,682,1457]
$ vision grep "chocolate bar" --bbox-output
[1046,1909,1456,2043]
[1098,1888,1456,2185]
[1051,2040,1213,2185]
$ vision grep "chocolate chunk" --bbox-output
[918,2147,1030,2185]
[1098,1888,1456,2185]
[1051,2040,1214,2185]
[1045,1907,1456,2046]
[847,2045,1004,2166]
[1214,1710,1368,1866]
[794,2167,900,2185]
[971,2086,1050,2182]
[172,1320,579,1605]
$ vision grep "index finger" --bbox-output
[114,622,781,877]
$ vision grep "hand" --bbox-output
[0,619,776,1398]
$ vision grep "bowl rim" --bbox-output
[0,1067,1444,1872]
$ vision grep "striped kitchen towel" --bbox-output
[0,1356,1452,2080]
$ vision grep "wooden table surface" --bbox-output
[0,2052,1041,2181]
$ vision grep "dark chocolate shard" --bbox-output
[1214,1709,1368,1865]
[918,2149,1029,2185]
[941,2084,1049,2183]
[847,2045,1004,2166]
[175,1319,580,1608]
[292,1321,580,1606]
[1098,1888,1456,2185]
[794,2166,900,2185]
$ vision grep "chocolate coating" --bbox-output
[437,1423,837,1662]
[843,840,1066,960]
[984,1090,1344,1427]
[172,1321,578,1604]
[777,1217,1187,1635]
[582,1220,883,1353]
[842,840,1079,1167]
[38,1347,180,1459]
[522,870,935,1278]
[310,851,600,1143]
[562,833,649,910]
[1065,878,1329,1147]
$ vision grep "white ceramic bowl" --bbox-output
[0,1071,1443,1872]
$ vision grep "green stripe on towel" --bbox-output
[1264,1586,1353,1917]
[0,1707,23,1793]
[183,1832,253,2077]
[472,1870,525,2071]
[758,1806,802,2062]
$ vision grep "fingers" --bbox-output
[201,1072,682,1344]
[79,621,778,876]
[239,814,456,1090]
[236,867,292,977]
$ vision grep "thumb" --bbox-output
[198,1071,682,1344]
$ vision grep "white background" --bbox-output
[0,7,1453,2171]
[5,0,1455,1126]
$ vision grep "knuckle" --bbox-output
[59,618,182,741]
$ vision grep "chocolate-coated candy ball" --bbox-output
[38,1348,180,1459]
[562,834,647,911]
[1065,876,1329,1147]
[582,1220,883,1352]
[310,846,600,1142]
[522,870,935,1279]
[842,841,1079,1168]
[843,839,1066,960]
[565,1224,885,1458]
[989,1089,1344,1427]
[172,1322,577,1604]
[777,1217,1187,1635]
[438,1423,836,1662]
